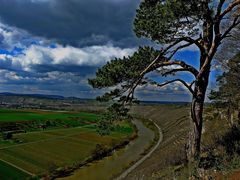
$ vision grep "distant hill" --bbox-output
[140,100,191,105]
[0,92,69,100]
[0,92,192,104]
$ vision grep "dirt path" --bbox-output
[116,119,163,180]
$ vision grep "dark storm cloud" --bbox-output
[31,64,97,76]
[0,0,141,47]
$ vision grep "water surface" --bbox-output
[58,119,154,180]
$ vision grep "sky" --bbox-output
[0,0,219,101]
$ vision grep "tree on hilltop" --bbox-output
[89,0,240,161]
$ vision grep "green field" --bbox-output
[0,108,134,179]
[0,160,30,180]
[0,108,100,122]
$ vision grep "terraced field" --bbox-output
[126,104,190,179]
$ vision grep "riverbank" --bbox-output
[116,119,163,180]
[58,119,157,180]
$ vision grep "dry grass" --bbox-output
[126,104,190,179]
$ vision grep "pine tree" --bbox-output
[89,0,240,161]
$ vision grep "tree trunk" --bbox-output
[188,96,204,161]
[227,107,235,127]
[187,74,208,161]
[238,111,240,125]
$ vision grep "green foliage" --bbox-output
[88,0,214,105]
[89,0,240,163]
[97,103,131,135]
[97,114,114,136]
[107,103,129,119]
[89,46,160,107]
[134,0,206,43]
[89,46,159,89]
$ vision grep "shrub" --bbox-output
[199,125,240,172]
[3,132,13,140]
[217,125,240,156]
[91,144,110,160]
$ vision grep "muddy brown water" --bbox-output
[58,119,155,180]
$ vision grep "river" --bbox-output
[58,119,155,180]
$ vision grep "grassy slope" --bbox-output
[199,107,240,179]
[126,104,190,179]
[126,104,240,179]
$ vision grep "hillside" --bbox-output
[127,104,190,179]
[126,104,240,179]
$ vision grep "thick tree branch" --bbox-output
[216,0,226,17]
[161,68,195,76]
[221,14,240,40]
[190,80,196,89]
[124,54,163,103]
[124,57,199,103]
[153,60,199,77]
[219,0,240,19]
[153,79,195,95]
[123,36,202,104]
[162,37,204,56]
[199,2,240,79]
[214,0,226,37]
[181,37,204,53]
[125,58,199,103]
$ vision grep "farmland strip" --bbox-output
[0,158,34,176]
[0,126,93,150]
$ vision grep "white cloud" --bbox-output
[5,71,23,80]
[0,22,38,50]
[0,21,136,72]
[137,80,189,94]
[0,20,137,99]
[9,44,135,71]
